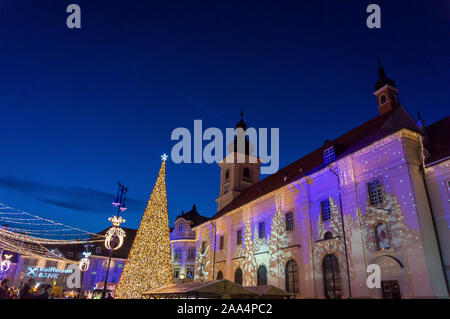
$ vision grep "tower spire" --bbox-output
[373,57,399,115]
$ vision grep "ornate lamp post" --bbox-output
[102,182,127,299]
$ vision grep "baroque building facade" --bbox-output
[172,62,449,298]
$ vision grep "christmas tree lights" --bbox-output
[115,156,173,299]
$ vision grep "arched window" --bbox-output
[257,265,268,286]
[179,223,183,232]
[225,169,230,179]
[322,254,341,299]
[380,94,387,104]
[285,260,299,294]
[324,231,333,240]
[375,223,390,251]
[234,268,243,285]
[243,167,250,178]
[217,271,223,280]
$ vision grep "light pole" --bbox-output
[102,182,127,299]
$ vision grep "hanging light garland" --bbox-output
[0,202,105,263]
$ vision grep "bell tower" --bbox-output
[216,110,260,212]
[373,57,400,115]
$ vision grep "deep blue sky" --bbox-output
[0,1,448,233]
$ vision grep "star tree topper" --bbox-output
[161,153,168,161]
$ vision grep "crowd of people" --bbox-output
[0,278,53,299]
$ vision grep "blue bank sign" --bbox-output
[26,266,74,279]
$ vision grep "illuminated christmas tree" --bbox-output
[242,219,257,286]
[115,155,173,299]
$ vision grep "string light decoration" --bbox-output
[115,155,173,299]
[0,203,104,262]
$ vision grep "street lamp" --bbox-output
[102,182,127,299]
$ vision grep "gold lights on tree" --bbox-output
[115,155,173,299]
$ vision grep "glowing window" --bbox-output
[186,268,194,279]
[321,199,331,221]
[323,146,336,165]
[368,179,383,205]
[285,212,294,231]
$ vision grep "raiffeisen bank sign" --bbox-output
[26,266,74,279]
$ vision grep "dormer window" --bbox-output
[380,94,387,104]
[323,146,336,165]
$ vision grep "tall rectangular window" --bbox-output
[219,236,224,250]
[321,199,331,221]
[201,241,207,254]
[174,249,182,260]
[285,212,294,231]
[186,267,194,279]
[236,229,242,245]
[187,248,196,260]
[368,179,383,205]
[323,146,336,164]
[258,222,265,239]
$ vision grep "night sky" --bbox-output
[0,1,448,233]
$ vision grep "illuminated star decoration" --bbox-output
[161,153,168,161]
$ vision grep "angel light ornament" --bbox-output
[0,254,13,272]
[79,251,92,272]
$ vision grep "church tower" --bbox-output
[216,111,260,212]
[373,57,400,115]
